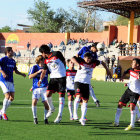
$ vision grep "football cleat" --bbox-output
[44,119,49,124]
[34,118,38,124]
[46,108,55,118]
[0,110,2,120]
[110,122,119,127]
[125,125,134,131]
[84,117,88,121]
[54,116,62,123]
[70,116,74,121]
[73,114,78,120]
[2,113,8,121]
[95,100,100,107]
[79,119,86,126]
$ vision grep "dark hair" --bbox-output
[35,55,43,64]
[133,58,140,65]
[39,44,50,54]
[66,59,71,64]
[5,47,13,55]
[84,52,92,58]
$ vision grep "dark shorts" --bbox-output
[47,77,66,94]
[119,88,139,106]
[67,90,75,96]
[74,82,89,100]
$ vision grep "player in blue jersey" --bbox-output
[29,55,49,124]
[77,43,100,107]
[0,47,26,120]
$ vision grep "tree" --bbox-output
[0,26,12,32]
[27,0,62,32]
[116,15,140,26]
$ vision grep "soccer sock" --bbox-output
[46,97,54,111]
[115,108,122,124]
[7,100,12,109]
[44,109,48,120]
[81,102,87,120]
[135,106,140,118]
[58,97,65,117]
[73,97,80,118]
[1,98,9,114]
[89,86,97,102]
[130,110,136,127]
[32,106,37,118]
[137,101,140,108]
[68,100,73,118]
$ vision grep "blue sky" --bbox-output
[0,0,115,29]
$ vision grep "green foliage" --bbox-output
[0,26,12,32]
[27,0,103,33]
[116,15,140,26]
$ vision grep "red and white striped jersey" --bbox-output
[66,69,77,90]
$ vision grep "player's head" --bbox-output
[90,43,98,52]
[67,59,74,69]
[5,47,13,57]
[132,58,140,69]
[39,44,50,58]
[84,52,92,63]
[35,55,44,64]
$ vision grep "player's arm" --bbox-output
[29,69,43,79]
[14,68,26,77]
[0,69,7,78]
[120,68,131,81]
[38,69,47,87]
[71,56,81,69]
[56,51,66,66]
[101,61,112,77]
[77,47,84,57]
[38,63,48,87]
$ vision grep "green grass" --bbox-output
[0,75,140,140]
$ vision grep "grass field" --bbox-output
[0,75,140,140]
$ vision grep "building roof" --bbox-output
[78,0,140,18]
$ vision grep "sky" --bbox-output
[0,0,115,29]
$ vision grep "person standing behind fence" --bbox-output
[133,43,137,56]
[27,42,31,50]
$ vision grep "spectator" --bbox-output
[133,43,137,56]
[27,42,31,50]
[117,65,122,79]
[112,65,117,82]
[60,41,65,46]
[111,55,116,68]
[105,57,110,68]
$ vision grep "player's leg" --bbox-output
[68,94,74,120]
[89,85,100,107]
[73,82,81,120]
[43,101,49,124]
[46,79,56,118]
[125,92,139,131]
[41,88,49,124]
[135,105,140,122]
[0,93,10,120]
[32,98,38,124]
[54,77,66,123]
[113,89,130,126]
[79,84,89,126]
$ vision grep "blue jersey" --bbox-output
[29,64,48,91]
[0,56,17,83]
[78,46,98,60]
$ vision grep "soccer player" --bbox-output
[0,47,26,120]
[66,59,77,120]
[38,44,66,123]
[112,58,140,131]
[77,43,100,107]
[71,52,111,125]
[28,55,49,124]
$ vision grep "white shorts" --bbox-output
[32,87,47,102]
[0,81,15,94]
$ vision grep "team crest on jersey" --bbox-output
[49,62,58,69]
[77,88,80,92]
